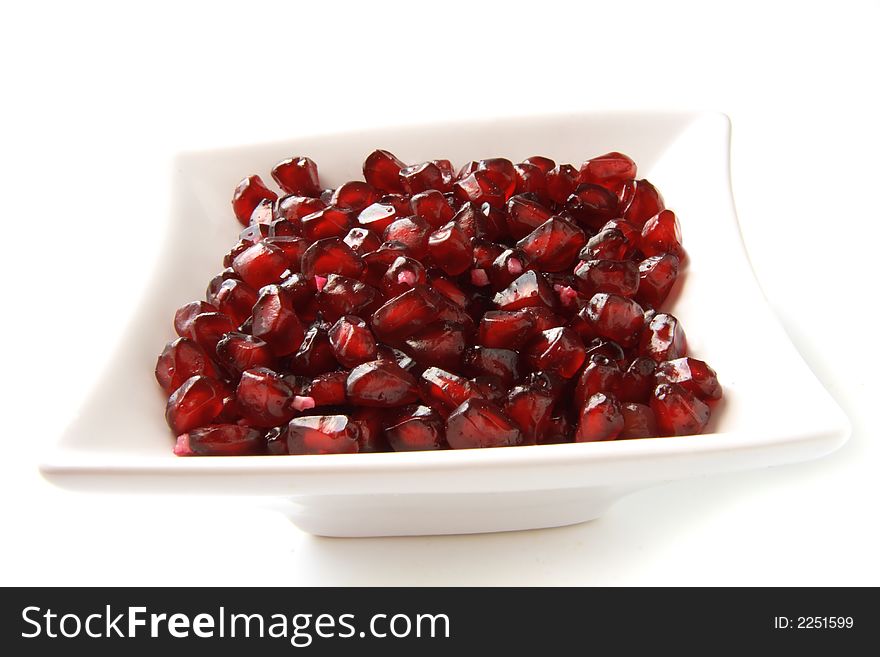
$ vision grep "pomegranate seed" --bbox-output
[350,407,390,452]
[636,254,680,308]
[452,202,488,242]
[263,236,307,270]
[574,259,640,297]
[565,183,620,230]
[379,193,413,216]
[574,354,622,408]
[177,424,266,456]
[505,384,555,445]
[232,241,290,289]
[419,367,475,416]
[585,337,626,365]
[248,198,275,226]
[317,274,380,323]
[385,405,447,451]
[506,194,553,239]
[651,382,710,436]
[288,322,339,376]
[301,206,354,242]
[155,337,218,394]
[215,332,275,375]
[251,285,304,356]
[363,149,406,194]
[331,181,379,213]
[308,371,349,407]
[381,256,425,298]
[277,195,326,225]
[517,216,585,272]
[403,321,467,370]
[358,202,399,234]
[617,357,657,403]
[513,163,548,199]
[232,175,278,227]
[580,227,634,261]
[584,293,645,347]
[641,209,685,259]
[446,398,522,449]
[619,402,658,439]
[328,315,378,368]
[575,392,624,442]
[493,271,556,311]
[411,190,454,228]
[544,164,578,204]
[288,415,360,454]
[165,375,225,434]
[400,161,446,194]
[428,221,472,276]
[371,285,440,341]
[476,158,517,199]
[640,312,687,361]
[361,241,410,286]
[487,248,531,291]
[578,152,636,191]
[211,278,258,327]
[235,368,296,427]
[428,273,468,308]
[522,156,556,174]
[188,312,236,353]
[656,357,721,401]
[346,359,420,407]
[464,346,520,387]
[383,215,431,260]
[478,310,535,350]
[271,157,321,197]
[472,237,505,269]
[300,237,364,280]
[453,170,507,209]
[541,415,573,444]
[621,179,665,226]
[343,227,383,255]
[524,326,586,378]
[174,301,217,338]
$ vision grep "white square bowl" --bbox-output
[40,111,850,537]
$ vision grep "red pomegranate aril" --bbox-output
[379,194,413,216]
[410,190,454,228]
[155,337,218,394]
[215,332,275,375]
[651,382,710,436]
[541,415,573,444]
[580,228,633,262]
[641,209,685,259]
[301,206,354,242]
[585,337,626,365]
[384,257,427,299]
[428,273,468,308]
[476,158,517,198]
[544,164,579,204]
[464,346,519,387]
[472,238,505,269]
[177,424,266,456]
[656,357,721,401]
[619,402,658,439]
[268,218,298,238]
[316,274,380,323]
[271,157,321,197]
[232,175,278,227]
[427,221,471,276]
[506,194,553,239]
[360,241,410,286]
[328,315,377,368]
[505,385,555,445]
[235,367,296,427]
[288,322,339,377]
[350,407,389,453]
[212,278,259,327]
[621,179,665,226]
[524,326,586,379]
[513,163,548,199]
[585,293,645,347]
[450,203,486,242]
[574,259,640,297]
[188,312,236,353]
[370,285,439,341]
[517,216,585,272]
[383,215,431,260]
[288,415,360,454]
[400,161,447,195]
[446,398,522,449]
[640,312,687,362]
[251,285,304,356]
[206,269,238,304]
[453,170,507,209]
[248,198,275,226]
[493,270,556,311]
[522,156,556,175]
[478,310,535,350]
[331,181,379,213]
[575,392,624,442]
[174,301,217,338]
[165,375,225,434]
[575,354,622,408]
[346,359,420,407]
[232,241,290,289]
[478,203,506,241]
[636,254,680,308]
[565,183,620,231]
[578,152,637,191]
[300,238,364,280]
[358,202,399,234]
[617,356,657,403]
[263,236,308,271]
[419,367,475,415]
[385,405,447,451]
[308,371,349,407]
[469,375,507,405]
[403,321,467,370]
[343,227,383,255]
[278,272,317,305]
[223,240,251,268]
[487,248,530,291]
[363,149,406,194]
[277,195,326,225]
[522,306,565,335]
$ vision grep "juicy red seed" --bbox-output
[350,407,390,453]
[656,357,721,401]
[188,312,236,353]
[640,312,687,362]
[155,337,218,394]
[251,285,304,356]
[278,272,317,305]
[288,323,339,377]
[574,354,622,408]
[301,206,354,242]
[506,194,553,239]
[464,346,519,387]
[488,248,531,291]
[517,216,585,272]
[651,382,710,436]
[428,221,472,276]
[400,161,446,194]
[343,227,383,255]
[277,195,326,224]
[541,415,573,444]
[636,254,680,308]
[419,367,475,415]
[565,183,620,230]
[264,236,308,270]
[493,271,557,311]
[641,209,685,258]
[580,228,633,261]
[452,202,488,242]
[446,398,523,449]
[206,269,238,302]
[617,357,657,403]
[165,375,225,435]
[300,238,364,280]
[477,158,517,199]
[522,156,556,175]
[371,285,439,341]
[379,194,413,216]
[574,259,640,297]
[544,164,578,204]
[513,163,548,199]
[383,215,431,260]
[317,274,380,323]
[479,203,506,241]
[585,337,626,365]
[619,402,658,439]
[410,190,454,228]
[235,367,296,427]
[384,405,447,451]
[287,415,360,454]
[478,310,536,350]
[215,332,275,375]
[271,157,321,197]
[232,241,290,289]
[429,274,467,308]
[177,424,266,456]
[403,321,467,370]
[621,179,665,226]
[363,149,406,194]
[381,255,425,298]
[524,326,586,379]
[585,293,645,347]
[453,170,507,209]
[360,242,409,287]
[212,278,258,327]
[308,371,349,407]
[248,198,275,226]
[328,315,378,368]
[472,238,505,269]
[522,306,565,335]
[358,202,399,234]
[232,175,278,227]
[223,240,252,268]
[578,152,637,191]
[505,385,555,445]
[346,359,420,407]
[174,301,217,337]
[330,181,379,213]
[575,392,624,442]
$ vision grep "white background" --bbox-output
[2,0,878,585]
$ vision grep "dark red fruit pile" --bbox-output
[157,150,721,455]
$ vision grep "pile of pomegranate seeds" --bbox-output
[157,150,721,456]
